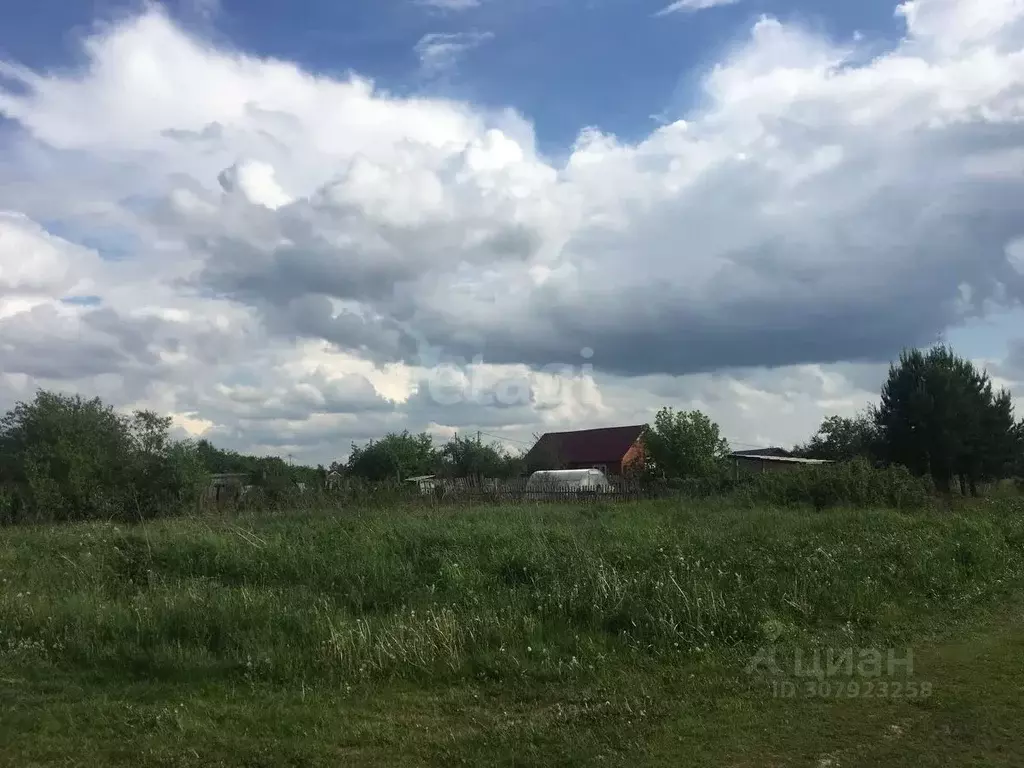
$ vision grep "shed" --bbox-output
[206,472,250,503]
[405,475,438,494]
[729,452,833,477]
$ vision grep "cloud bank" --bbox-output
[2,1,1024,460]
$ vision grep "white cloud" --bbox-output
[655,0,741,16]
[218,160,293,209]
[1008,238,1024,276]
[0,212,100,300]
[1,2,1024,460]
[415,31,495,77]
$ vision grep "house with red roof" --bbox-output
[523,425,646,478]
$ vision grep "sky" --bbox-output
[2,0,1024,464]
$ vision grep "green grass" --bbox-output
[3,498,1024,765]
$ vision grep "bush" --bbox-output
[737,458,933,510]
[0,391,207,524]
[663,469,736,498]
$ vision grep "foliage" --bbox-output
[346,431,437,482]
[438,434,523,480]
[195,439,319,490]
[738,457,933,510]
[0,391,206,523]
[875,346,1021,493]
[792,412,881,462]
[643,407,730,481]
[125,411,208,515]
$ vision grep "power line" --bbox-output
[476,430,534,446]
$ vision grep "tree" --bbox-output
[195,439,258,474]
[1013,420,1024,481]
[346,431,437,482]
[0,391,133,520]
[124,410,206,513]
[875,346,1019,494]
[0,390,206,522]
[955,374,1021,494]
[438,434,522,481]
[793,412,880,462]
[643,407,730,480]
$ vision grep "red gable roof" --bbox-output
[525,425,645,466]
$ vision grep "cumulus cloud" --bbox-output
[0,213,100,301]
[2,2,1024,461]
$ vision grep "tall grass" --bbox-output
[2,499,1023,689]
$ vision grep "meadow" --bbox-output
[3,497,1024,766]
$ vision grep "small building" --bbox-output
[406,475,438,494]
[325,471,344,491]
[523,425,646,478]
[729,450,833,477]
[206,472,250,503]
[731,448,793,459]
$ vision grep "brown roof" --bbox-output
[524,425,645,467]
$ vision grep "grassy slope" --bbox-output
[2,499,1024,766]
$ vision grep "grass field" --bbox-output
[3,498,1024,766]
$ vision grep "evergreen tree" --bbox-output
[875,346,1018,494]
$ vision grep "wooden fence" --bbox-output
[202,475,662,509]
[370,477,657,505]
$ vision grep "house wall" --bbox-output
[562,439,644,478]
[621,438,645,476]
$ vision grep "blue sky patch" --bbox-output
[60,294,103,307]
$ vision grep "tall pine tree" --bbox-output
[875,346,1019,494]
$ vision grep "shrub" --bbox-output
[737,458,932,510]
[0,392,207,524]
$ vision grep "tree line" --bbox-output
[0,391,529,523]
[575,346,1024,496]
[1,344,1020,523]
[791,346,1023,494]
[336,345,1024,495]
[336,431,526,483]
